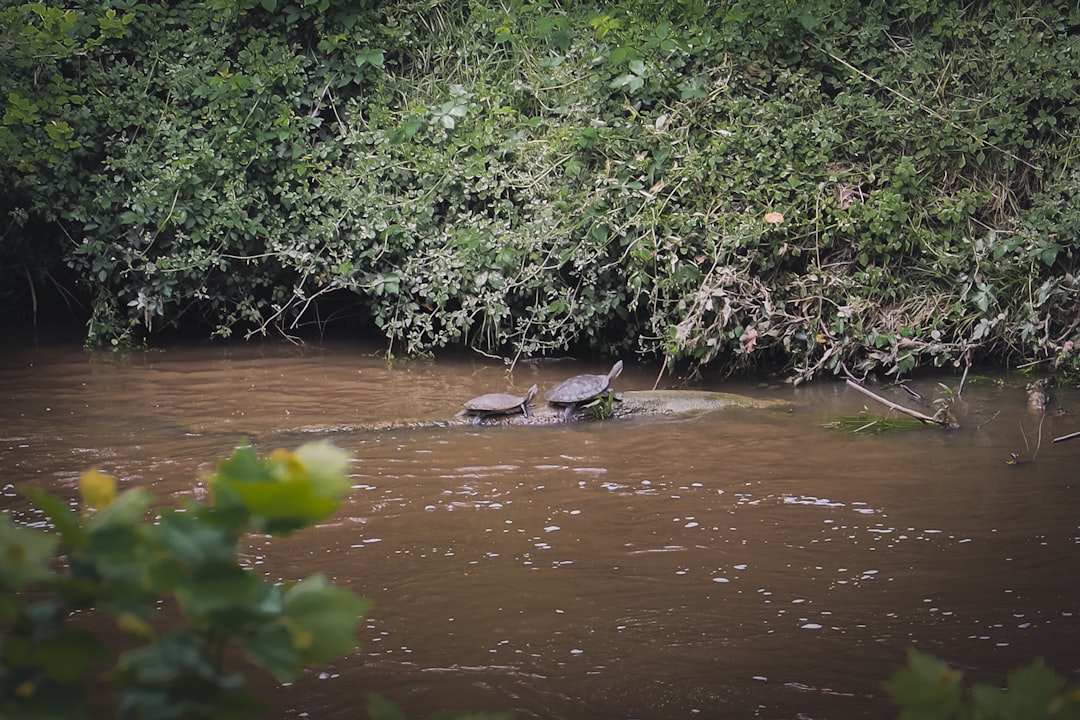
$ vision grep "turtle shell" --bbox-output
[546,360,623,404]
[463,384,538,414]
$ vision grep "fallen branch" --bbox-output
[1053,430,1080,444]
[845,379,950,426]
[957,357,970,398]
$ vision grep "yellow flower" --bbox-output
[270,448,307,482]
[117,611,155,639]
[79,468,117,510]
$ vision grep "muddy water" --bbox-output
[2,340,1078,719]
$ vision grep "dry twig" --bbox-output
[845,379,951,426]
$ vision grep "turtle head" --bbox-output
[525,383,539,403]
[608,360,624,380]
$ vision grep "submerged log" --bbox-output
[462,389,787,427]
[283,390,787,436]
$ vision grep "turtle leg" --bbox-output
[563,404,575,421]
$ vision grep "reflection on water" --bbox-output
[2,340,1078,719]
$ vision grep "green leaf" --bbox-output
[175,563,263,624]
[159,511,236,567]
[971,683,1008,718]
[120,629,211,684]
[367,694,406,720]
[609,74,643,93]
[355,48,384,68]
[1002,659,1066,716]
[88,488,152,532]
[795,7,821,31]
[82,525,153,589]
[293,441,351,498]
[723,6,750,23]
[32,629,107,682]
[0,513,58,589]
[21,487,85,550]
[216,444,273,484]
[243,622,299,681]
[44,120,74,142]
[210,442,350,533]
[549,29,572,52]
[282,573,371,665]
[884,650,964,720]
[607,46,634,66]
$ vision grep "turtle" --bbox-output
[460,384,538,424]
[545,360,624,419]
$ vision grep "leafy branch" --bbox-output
[1,442,369,719]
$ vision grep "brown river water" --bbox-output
[2,339,1078,719]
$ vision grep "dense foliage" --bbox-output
[3,0,1078,378]
[0,442,370,718]
[887,650,1080,720]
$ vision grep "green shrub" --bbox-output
[0,441,370,719]
[3,0,1078,377]
[887,650,1080,720]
